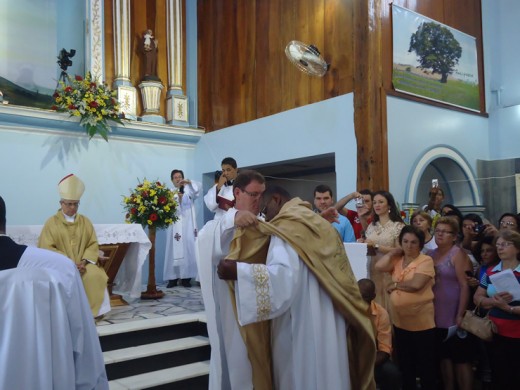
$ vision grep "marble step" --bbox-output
[108,360,210,390]
[98,313,207,337]
[98,313,208,352]
[104,336,209,365]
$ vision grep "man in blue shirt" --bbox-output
[313,185,356,243]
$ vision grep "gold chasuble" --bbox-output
[227,198,376,390]
[38,211,108,316]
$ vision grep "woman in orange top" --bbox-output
[376,225,436,390]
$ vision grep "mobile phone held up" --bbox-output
[432,179,439,188]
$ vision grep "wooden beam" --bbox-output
[353,0,388,191]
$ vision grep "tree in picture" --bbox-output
[408,21,462,83]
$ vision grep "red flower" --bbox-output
[89,101,99,108]
[150,213,158,221]
[51,105,58,110]
[130,208,137,215]
[142,191,149,198]
[125,213,130,219]
[156,181,162,186]
[68,104,76,110]
[75,75,83,81]
[64,86,72,93]
[158,196,167,205]
[52,92,59,98]
[90,82,97,89]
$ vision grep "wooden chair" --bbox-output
[98,243,131,306]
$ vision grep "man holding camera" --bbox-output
[204,157,238,220]
[164,169,201,288]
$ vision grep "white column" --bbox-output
[165,0,189,125]
[112,0,137,119]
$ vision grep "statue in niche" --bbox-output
[142,29,160,81]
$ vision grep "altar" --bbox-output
[7,224,151,299]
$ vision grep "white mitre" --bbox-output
[58,174,85,201]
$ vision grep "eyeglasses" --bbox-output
[241,189,263,199]
[434,229,454,235]
[500,221,517,227]
[61,201,80,207]
[496,242,515,249]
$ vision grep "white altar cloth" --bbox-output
[7,224,151,299]
[344,242,369,281]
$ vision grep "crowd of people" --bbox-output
[2,156,520,390]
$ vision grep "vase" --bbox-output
[141,226,165,299]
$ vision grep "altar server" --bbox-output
[164,169,201,287]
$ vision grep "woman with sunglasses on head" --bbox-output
[428,217,475,390]
[473,230,520,389]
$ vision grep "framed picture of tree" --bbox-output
[391,5,480,112]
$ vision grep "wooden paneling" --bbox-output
[198,0,354,132]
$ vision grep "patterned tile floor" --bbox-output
[96,283,204,327]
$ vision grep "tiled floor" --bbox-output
[96,283,204,327]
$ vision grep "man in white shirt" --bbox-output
[203,157,238,220]
[164,169,201,288]
[197,170,265,389]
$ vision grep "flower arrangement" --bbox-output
[123,179,179,229]
[51,72,124,141]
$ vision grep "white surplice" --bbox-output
[235,236,351,390]
[0,246,108,390]
[163,181,201,280]
[196,208,253,390]
[203,183,234,220]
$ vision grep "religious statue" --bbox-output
[142,29,159,80]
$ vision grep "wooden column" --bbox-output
[353,0,388,191]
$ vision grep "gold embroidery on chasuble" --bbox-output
[252,264,270,321]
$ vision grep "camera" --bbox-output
[57,48,76,71]
[214,170,223,181]
[355,197,365,207]
[474,224,485,234]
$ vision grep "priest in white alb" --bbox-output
[163,169,201,288]
[217,185,377,390]
[197,170,267,390]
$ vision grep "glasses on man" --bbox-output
[500,221,517,227]
[241,189,263,199]
[496,241,515,249]
[434,229,454,235]
[61,201,80,207]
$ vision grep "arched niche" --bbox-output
[405,146,482,210]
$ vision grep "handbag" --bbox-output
[460,303,497,342]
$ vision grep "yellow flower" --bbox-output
[150,189,156,197]
[164,205,170,212]
[147,220,152,225]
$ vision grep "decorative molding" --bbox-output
[117,86,137,118]
[87,0,104,82]
[0,104,203,145]
[405,145,482,205]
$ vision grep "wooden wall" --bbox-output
[197,0,484,133]
[197,0,355,132]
